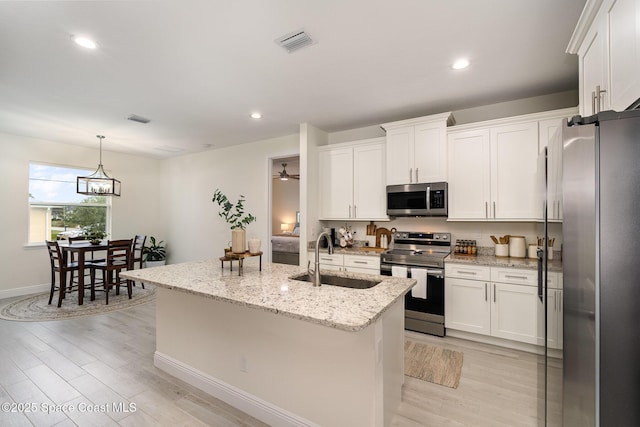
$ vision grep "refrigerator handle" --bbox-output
[537,248,544,302]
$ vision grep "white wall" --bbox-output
[299,124,328,266]
[325,90,579,145]
[160,134,299,265]
[0,132,164,297]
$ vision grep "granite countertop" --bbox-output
[446,253,563,273]
[121,261,415,332]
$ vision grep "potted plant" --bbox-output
[143,236,166,267]
[212,189,256,253]
[82,223,108,245]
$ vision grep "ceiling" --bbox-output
[0,0,586,158]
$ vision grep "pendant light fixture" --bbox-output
[77,135,121,196]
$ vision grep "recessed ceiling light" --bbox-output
[452,58,470,70]
[250,112,262,119]
[74,36,97,49]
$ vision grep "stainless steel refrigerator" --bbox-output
[562,108,640,426]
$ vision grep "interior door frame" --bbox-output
[267,152,300,264]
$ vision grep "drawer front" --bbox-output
[445,263,491,281]
[309,252,343,266]
[344,254,380,270]
[491,267,537,286]
[546,272,562,290]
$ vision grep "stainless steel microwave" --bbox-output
[386,182,448,217]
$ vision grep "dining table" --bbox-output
[60,241,108,305]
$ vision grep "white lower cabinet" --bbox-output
[445,277,491,335]
[490,282,539,344]
[446,263,563,349]
[308,252,380,275]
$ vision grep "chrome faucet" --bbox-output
[308,231,334,287]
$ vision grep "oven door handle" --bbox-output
[380,264,443,276]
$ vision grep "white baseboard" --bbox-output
[0,283,49,300]
[154,351,319,427]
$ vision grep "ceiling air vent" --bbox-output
[275,29,315,53]
[127,114,150,124]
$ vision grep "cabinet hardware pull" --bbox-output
[458,270,477,275]
[353,261,367,264]
[493,284,496,302]
[505,275,527,280]
[409,168,413,183]
[591,91,597,115]
[485,283,488,301]
[595,85,607,113]
[493,201,496,218]
[558,292,562,313]
[354,205,357,218]
[349,205,352,218]
[485,202,488,218]
[416,168,419,182]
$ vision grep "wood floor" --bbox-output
[0,296,551,426]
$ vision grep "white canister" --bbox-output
[528,244,538,259]
[495,244,509,257]
[509,236,526,258]
[248,238,261,254]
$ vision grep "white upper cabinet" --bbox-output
[539,109,578,221]
[319,146,353,219]
[447,128,491,219]
[447,120,539,220]
[447,109,577,221]
[318,138,388,221]
[490,121,539,219]
[382,112,453,185]
[568,0,640,115]
[353,142,387,219]
[606,0,640,110]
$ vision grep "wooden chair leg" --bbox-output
[48,268,56,305]
[89,268,96,301]
[57,271,66,308]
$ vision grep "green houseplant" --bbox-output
[143,236,166,267]
[212,189,256,253]
[82,223,108,245]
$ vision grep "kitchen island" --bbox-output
[122,260,415,427]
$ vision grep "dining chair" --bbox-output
[129,235,146,289]
[89,239,133,305]
[46,241,80,307]
[66,235,106,293]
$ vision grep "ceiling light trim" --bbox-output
[73,36,97,49]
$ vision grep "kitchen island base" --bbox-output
[153,287,404,426]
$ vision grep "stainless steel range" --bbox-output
[380,231,451,336]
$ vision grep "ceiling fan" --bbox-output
[274,163,299,181]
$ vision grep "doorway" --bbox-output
[270,156,300,265]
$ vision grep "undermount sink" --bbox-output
[289,273,381,289]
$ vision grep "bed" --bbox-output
[271,232,300,265]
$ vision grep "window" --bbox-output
[28,162,111,243]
